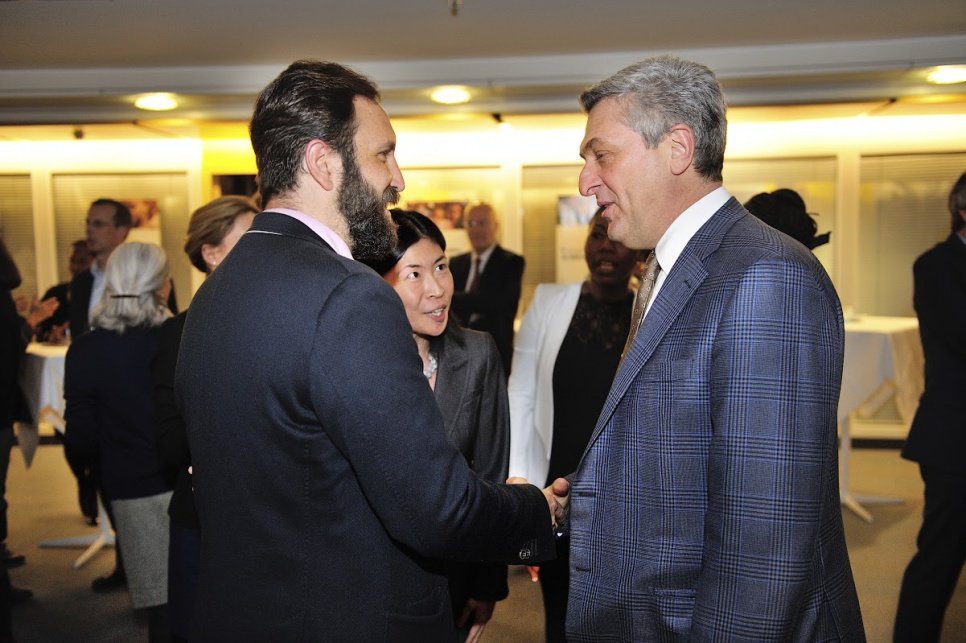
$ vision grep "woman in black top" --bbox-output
[152,195,256,643]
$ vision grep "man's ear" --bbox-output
[304,139,338,192]
[667,125,695,176]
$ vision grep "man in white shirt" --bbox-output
[562,54,865,641]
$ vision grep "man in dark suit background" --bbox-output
[895,171,966,642]
[561,55,864,640]
[175,60,559,641]
[68,199,132,339]
[450,203,524,377]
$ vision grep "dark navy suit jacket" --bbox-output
[176,212,553,642]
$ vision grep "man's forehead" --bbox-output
[353,96,396,142]
[88,204,114,219]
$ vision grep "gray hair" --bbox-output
[92,242,172,332]
[579,55,727,181]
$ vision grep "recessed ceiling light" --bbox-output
[430,85,471,105]
[134,92,179,111]
[925,65,966,85]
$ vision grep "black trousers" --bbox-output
[894,464,966,642]
[538,537,570,643]
[0,427,17,544]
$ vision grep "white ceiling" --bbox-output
[0,0,964,125]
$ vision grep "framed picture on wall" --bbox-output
[405,200,467,230]
[121,198,162,244]
[557,194,598,226]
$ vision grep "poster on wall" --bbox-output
[557,194,598,226]
[405,200,467,230]
[121,198,162,245]
[556,195,599,282]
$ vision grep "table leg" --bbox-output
[38,500,114,569]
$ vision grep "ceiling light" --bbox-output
[430,85,471,105]
[925,65,966,85]
[134,92,179,111]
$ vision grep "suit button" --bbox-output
[519,547,532,561]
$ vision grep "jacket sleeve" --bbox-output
[308,272,555,565]
[507,284,546,481]
[153,315,189,482]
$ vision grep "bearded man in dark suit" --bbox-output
[176,60,561,642]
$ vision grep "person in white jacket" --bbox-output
[507,208,640,642]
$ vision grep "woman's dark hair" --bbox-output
[744,188,830,250]
[364,209,446,276]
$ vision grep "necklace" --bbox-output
[423,352,438,379]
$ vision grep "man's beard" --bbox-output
[338,151,399,263]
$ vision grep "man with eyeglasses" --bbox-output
[450,203,525,377]
[67,199,132,339]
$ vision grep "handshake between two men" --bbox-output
[509,476,571,533]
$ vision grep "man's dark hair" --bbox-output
[948,171,966,233]
[249,60,380,204]
[92,198,132,228]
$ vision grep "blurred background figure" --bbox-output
[450,203,525,378]
[34,239,93,342]
[1,236,57,615]
[894,171,966,643]
[366,209,510,643]
[152,195,257,643]
[743,188,830,250]
[507,208,639,642]
[64,242,174,642]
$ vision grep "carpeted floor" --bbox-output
[4,444,964,641]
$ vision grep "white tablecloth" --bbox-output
[16,342,68,466]
[839,316,923,424]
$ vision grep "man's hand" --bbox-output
[508,476,569,529]
[456,598,495,643]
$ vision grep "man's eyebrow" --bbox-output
[579,137,600,158]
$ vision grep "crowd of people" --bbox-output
[0,53,962,643]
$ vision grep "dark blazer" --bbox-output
[450,245,524,377]
[903,233,966,474]
[432,323,511,627]
[34,281,69,341]
[68,268,178,338]
[152,311,196,527]
[0,241,29,428]
[566,199,864,641]
[63,326,171,501]
[175,212,554,642]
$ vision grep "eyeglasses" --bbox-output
[466,219,492,228]
[85,219,115,229]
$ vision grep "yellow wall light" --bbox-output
[925,65,966,85]
[430,85,472,105]
[134,92,179,111]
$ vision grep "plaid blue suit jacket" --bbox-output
[567,199,865,642]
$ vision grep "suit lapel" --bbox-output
[433,328,468,436]
[582,198,744,452]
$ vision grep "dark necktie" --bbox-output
[621,250,660,360]
[468,256,481,293]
